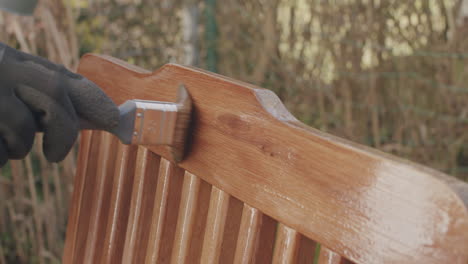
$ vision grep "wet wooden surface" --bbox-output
[233,205,262,264]
[63,55,468,264]
[272,224,300,263]
[317,246,348,264]
[200,187,230,264]
[145,158,184,264]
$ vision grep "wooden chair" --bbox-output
[62,54,468,264]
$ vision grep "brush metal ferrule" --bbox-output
[131,100,179,146]
[80,84,192,159]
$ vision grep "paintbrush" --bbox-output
[80,85,192,162]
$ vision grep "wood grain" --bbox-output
[272,224,300,264]
[233,205,265,264]
[170,172,200,264]
[145,158,184,264]
[252,212,277,264]
[122,147,161,264]
[62,130,93,264]
[296,235,316,264]
[185,178,212,263]
[317,246,347,264]
[219,196,243,263]
[64,55,468,264]
[200,187,230,264]
[73,54,468,264]
[101,143,138,264]
[66,131,103,264]
[83,133,118,263]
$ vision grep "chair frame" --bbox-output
[63,54,468,264]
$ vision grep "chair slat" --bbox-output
[122,147,161,263]
[74,55,468,263]
[83,133,119,263]
[63,56,468,264]
[101,143,138,264]
[219,197,244,263]
[62,130,93,264]
[171,172,202,264]
[272,224,300,264]
[68,132,104,264]
[296,235,316,264]
[145,159,184,264]
[317,246,347,264]
[200,187,230,264]
[233,205,262,264]
[185,178,213,263]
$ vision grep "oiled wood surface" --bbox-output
[200,187,230,263]
[145,158,184,264]
[317,246,347,264]
[272,224,300,263]
[170,172,203,264]
[63,55,468,264]
[233,205,262,264]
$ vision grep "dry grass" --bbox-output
[0,1,78,263]
[0,0,467,263]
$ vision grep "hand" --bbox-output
[0,42,119,167]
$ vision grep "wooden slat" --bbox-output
[233,205,262,264]
[272,224,300,264]
[62,130,93,264]
[145,159,185,264]
[170,172,201,264]
[254,213,277,263]
[122,147,161,263]
[65,131,103,264]
[69,55,468,263]
[218,196,243,263]
[296,235,316,263]
[317,246,346,264]
[185,179,212,263]
[101,143,138,264]
[233,205,277,263]
[200,187,230,264]
[83,132,119,263]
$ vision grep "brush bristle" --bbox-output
[171,85,193,162]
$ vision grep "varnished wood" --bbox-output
[62,130,92,264]
[251,212,277,263]
[296,235,316,264]
[317,246,347,264]
[183,177,212,263]
[170,172,199,264]
[145,159,184,264]
[272,224,300,264]
[63,55,468,264]
[83,133,118,263]
[101,143,138,264]
[218,196,244,263]
[233,205,266,264]
[200,187,230,263]
[122,147,160,263]
[66,131,103,264]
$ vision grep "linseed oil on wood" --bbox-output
[62,55,468,264]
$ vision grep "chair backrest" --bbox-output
[62,54,468,264]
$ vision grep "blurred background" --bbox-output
[0,0,467,263]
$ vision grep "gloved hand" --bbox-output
[0,42,119,167]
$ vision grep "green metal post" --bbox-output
[205,0,217,72]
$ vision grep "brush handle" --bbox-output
[79,101,137,145]
[79,85,191,149]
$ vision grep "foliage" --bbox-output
[0,0,467,262]
[0,1,78,263]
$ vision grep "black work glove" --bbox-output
[0,42,119,167]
